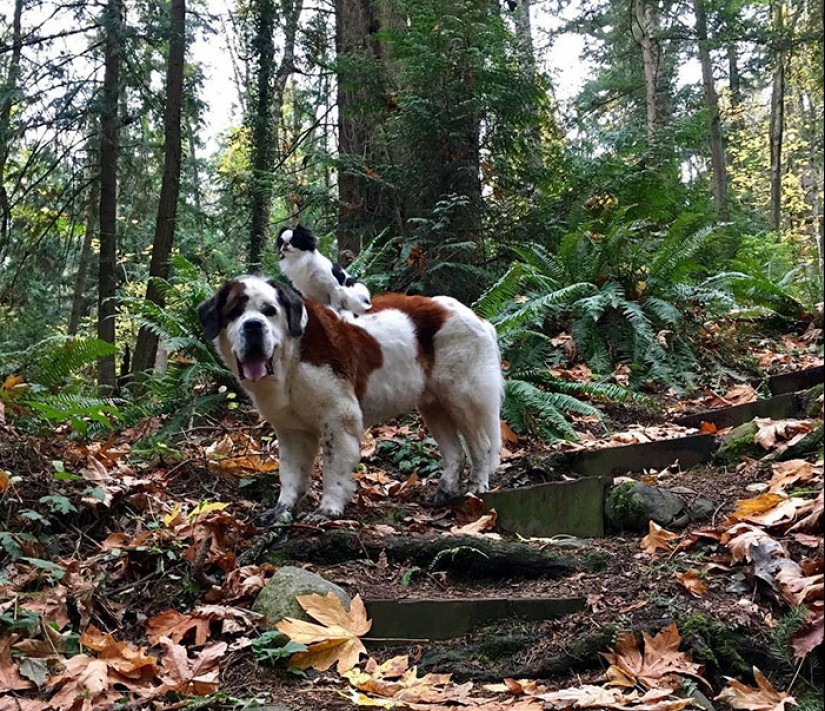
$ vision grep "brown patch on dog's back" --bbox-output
[369,293,448,374]
[299,300,383,401]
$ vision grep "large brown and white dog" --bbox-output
[198,276,503,523]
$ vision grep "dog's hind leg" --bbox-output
[260,428,318,526]
[312,410,363,521]
[456,391,502,496]
[420,402,466,508]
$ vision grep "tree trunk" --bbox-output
[335,0,386,254]
[68,153,99,336]
[633,0,670,145]
[694,0,729,221]
[97,0,123,394]
[132,0,187,375]
[727,43,743,129]
[0,0,23,251]
[248,0,277,271]
[513,0,543,176]
[769,0,785,232]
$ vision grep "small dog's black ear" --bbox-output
[197,280,231,341]
[331,263,347,286]
[272,280,307,338]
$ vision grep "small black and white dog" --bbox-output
[276,225,372,316]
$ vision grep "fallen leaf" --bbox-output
[715,667,797,711]
[602,623,708,690]
[277,593,371,673]
[0,636,33,692]
[641,522,679,555]
[675,570,708,598]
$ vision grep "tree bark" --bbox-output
[248,0,277,271]
[68,149,99,336]
[132,0,187,375]
[335,0,385,255]
[769,0,785,232]
[0,0,23,250]
[632,0,671,145]
[97,0,123,394]
[694,0,729,221]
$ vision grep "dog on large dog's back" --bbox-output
[198,276,503,524]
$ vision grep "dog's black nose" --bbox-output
[243,320,264,333]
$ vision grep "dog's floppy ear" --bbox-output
[197,280,232,341]
[272,280,307,338]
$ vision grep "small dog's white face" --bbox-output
[198,277,307,383]
[340,281,372,315]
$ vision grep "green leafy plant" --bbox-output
[251,631,307,668]
[120,255,238,438]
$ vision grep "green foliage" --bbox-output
[120,255,237,438]
[0,337,122,435]
[371,436,441,478]
[251,631,307,668]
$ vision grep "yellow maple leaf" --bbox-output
[190,501,231,518]
[163,502,182,527]
[276,593,371,674]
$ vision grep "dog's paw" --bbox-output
[259,505,294,527]
[304,506,342,524]
[425,484,459,509]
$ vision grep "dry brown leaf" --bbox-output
[768,460,820,493]
[157,637,226,695]
[789,608,824,660]
[145,608,213,646]
[602,623,707,690]
[723,524,786,565]
[714,667,797,711]
[788,493,823,534]
[276,593,371,673]
[675,570,708,598]
[47,655,123,711]
[0,636,33,692]
[724,385,758,405]
[450,511,499,537]
[641,522,679,555]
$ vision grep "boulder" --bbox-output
[605,481,715,532]
[252,565,351,629]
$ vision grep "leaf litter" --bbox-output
[0,336,822,710]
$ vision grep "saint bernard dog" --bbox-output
[198,276,503,524]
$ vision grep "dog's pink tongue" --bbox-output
[241,358,268,382]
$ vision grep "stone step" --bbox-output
[564,434,717,478]
[767,365,823,396]
[674,391,801,429]
[481,476,609,538]
[365,597,585,641]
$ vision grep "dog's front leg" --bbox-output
[259,428,319,526]
[309,413,363,522]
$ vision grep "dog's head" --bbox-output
[276,224,317,259]
[197,277,307,382]
[340,281,372,315]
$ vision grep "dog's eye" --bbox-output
[261,304,277,317]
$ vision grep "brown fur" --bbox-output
[368,293,448,374]
[299,299,384,401]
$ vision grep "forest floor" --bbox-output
[0,318,823,711]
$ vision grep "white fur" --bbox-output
[278,229,372,316]
[278,236,340,305]
[210,277,502,520]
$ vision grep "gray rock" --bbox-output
[605,481,687,532]
[252,565,351,629]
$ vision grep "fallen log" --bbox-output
[265,530,577,579]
